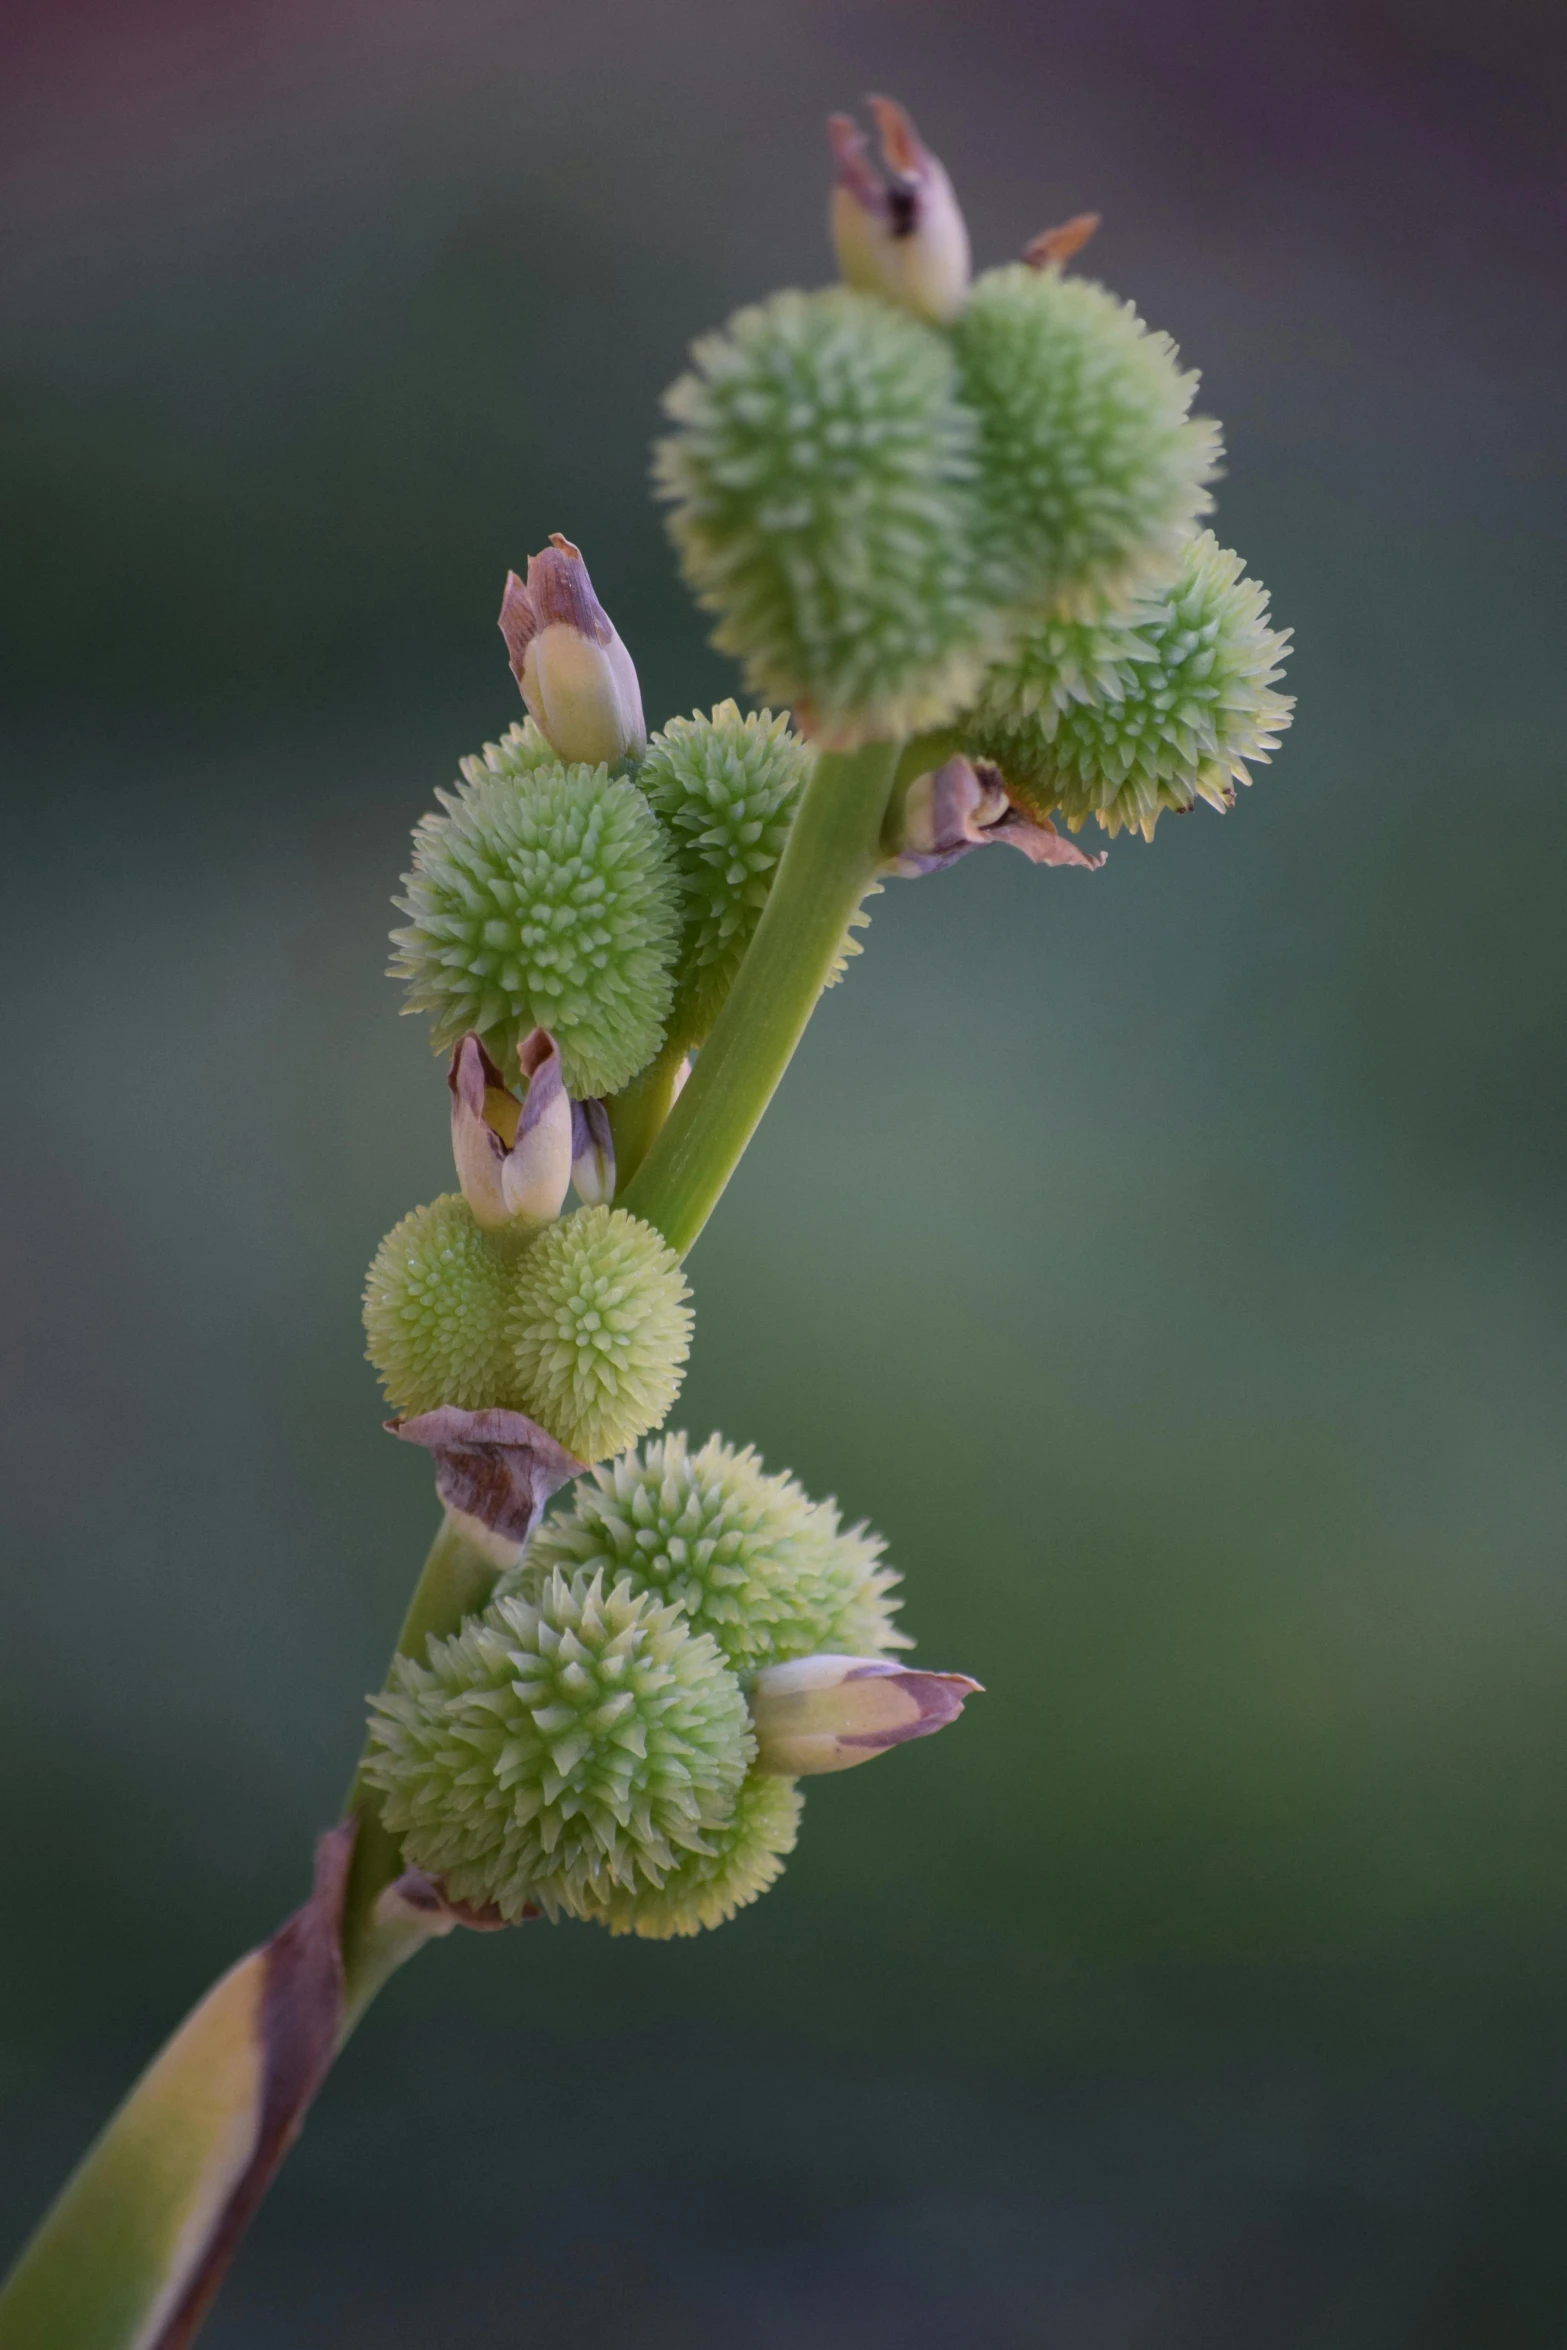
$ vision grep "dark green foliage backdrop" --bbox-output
[2,2,1565,2340]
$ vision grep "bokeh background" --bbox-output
[3,1,1566,2341]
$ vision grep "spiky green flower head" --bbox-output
[390,755,681,1098]
[363,1192,520,1415]
[575,1769,803,1939]
[363,1569,752,1923]
[655,286,995,745]
[638,702,813,1045]
[952,263,1220,617]
[965,530,1293,840]
[516,1431,906,1669]
[508,1205,692,1462]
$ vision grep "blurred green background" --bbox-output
[3,1,1565,2341]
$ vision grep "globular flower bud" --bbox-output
[964,530,1294,839]
[363,1569,753,1923]
[655,286,995,745]
[953,262,1220,615]
[498,536,646,767]
[390,754,681,1098]
[507,1204,692,1462]
[575,1770,803,1939]
[516,1431,907,1670]
[750,1654,980,1776]
[448,1030,572,1232]
[828,96,971,327]
[570,1097,616,1207]
[362,1193,518,1416]
[638,703,813,1047]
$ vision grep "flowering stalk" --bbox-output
[1,89,1293,2348]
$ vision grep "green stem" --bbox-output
[337,1512,505,2026]
[605,1032,688,1193]
[622,740,900,1257]
[0,1519,501,2347]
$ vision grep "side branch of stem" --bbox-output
[622,739,901,1257]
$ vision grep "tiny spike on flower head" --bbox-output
[507,1204,692,1462]
[638,703,813,1047]
[965,530,1294,839]
[655,286,995,746]
[459,716,560,790]
[391,753,681,1097]
[829,95,971,326]
[498,536,646,767]
[516,1430,908,1670]
[953,262,1220,615]
[750,1654,981,1776]
[363,1569,753,1923]
[448,1030,572,1232]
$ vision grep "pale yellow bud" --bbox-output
[828,97,971,327]
[498,535,646,765]
[448,1030,573,1231]
[750,1653,980,1776]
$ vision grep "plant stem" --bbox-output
[622,740,900,1257]
[605,1033,688,1193]
[337,1512,505,2026]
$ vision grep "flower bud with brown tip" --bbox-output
[448,1030,573,1232]
[750,1654,981,1776]
[498,535,646,766]
[829,96,971,326]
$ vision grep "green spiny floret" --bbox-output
[639,702,812,1046]
[390,756,682,1098]
[363,1569,753,1924]
[363,1192,520,1415]
[574,1769,803,1938]
[508,1206,692,1462]
[953,264,1220,617]
[515,1431,907,1669]
[655,286,996,745]
[458,717,561,787]
[965,530,1293,840]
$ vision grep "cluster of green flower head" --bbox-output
[392,703,815,1103]
[654,129,1291,826]
[655,265,1219,752]
[362,102,1295,1948]
[364,1434,906,1936]
[364,1196,691,1462]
